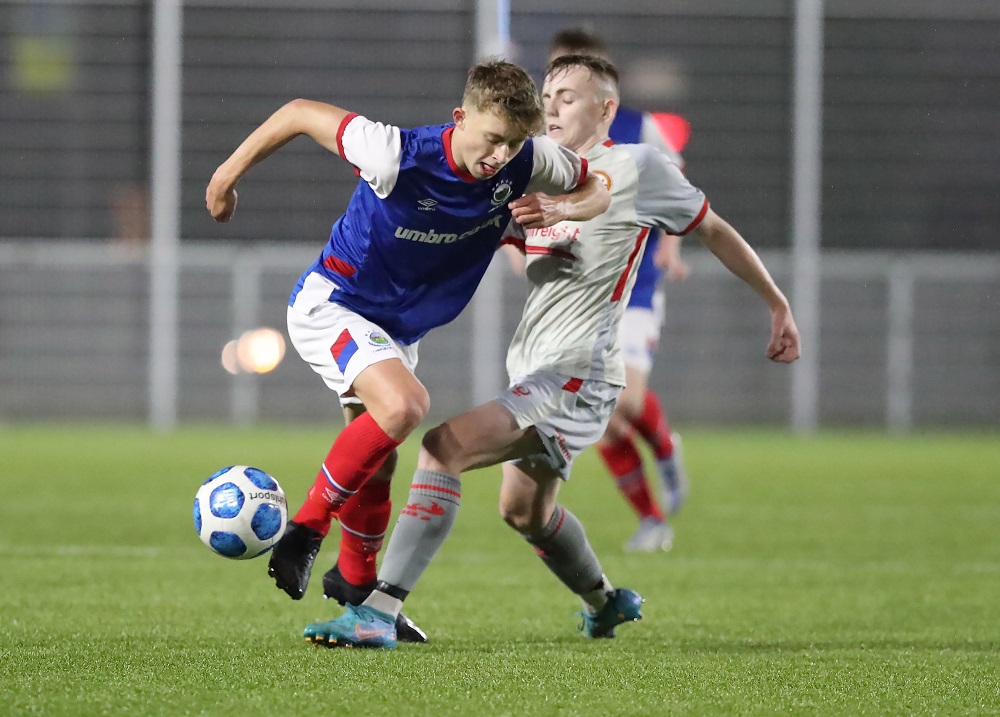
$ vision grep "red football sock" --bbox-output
[292,412,401,536]
[631,389,674,459]
[336,478,392,587]
[597,436,664,522]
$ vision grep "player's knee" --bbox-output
[381,387,429,436]
[498,499,536,534]
[419,425,459,469]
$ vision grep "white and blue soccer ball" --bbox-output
[193,466,287,559]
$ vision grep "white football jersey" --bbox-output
[504,140,708,386]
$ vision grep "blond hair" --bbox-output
[463,59,545,137]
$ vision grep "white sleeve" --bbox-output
[524,135,587,196]
[639,113,684,169]
[626,144,708,236]
[337,114,403,199]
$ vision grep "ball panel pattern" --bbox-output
[251,503,283,541]
[244,466,278,491]
[209,482,245,519]
[193,498,202,534]
[209,531,247,557]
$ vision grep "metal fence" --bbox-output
[3,1,998,250]
[1,240,996,429]
[2,1,998,429]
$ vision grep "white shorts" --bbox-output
[617,292,665,375]
[496,371,621,480]
[286,277,418,406]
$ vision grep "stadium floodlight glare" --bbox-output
[221,339,241,375]
[220,327,287,375]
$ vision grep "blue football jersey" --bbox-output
[290,115,587,345]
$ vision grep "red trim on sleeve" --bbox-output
[575,157,589,189]
[562,377,583,393]
[524,245,576,260]
[610,227,650,303]
[442,126,477,183]
[678,198,709,236]
[499,235,526,253]
[335,112,360,161]
[323,254,357,277]
[602,139,615,147]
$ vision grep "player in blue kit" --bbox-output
[206,60,610,640]
[550,29,691,552]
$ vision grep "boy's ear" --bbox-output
[603,98,618,121]
[453,107,466,127]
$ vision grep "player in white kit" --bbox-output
[550,28,693,553]
[300,55,800,649]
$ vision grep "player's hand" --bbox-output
[665,257,692,282]
[653,235,691,281]
[509,193,565,229]
[206,176,238,223]
[766,304,800,363]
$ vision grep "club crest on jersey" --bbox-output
[367,330,390,347]
[593,170,612,191]
[490,179,513,208]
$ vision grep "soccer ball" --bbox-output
[193,466,287,559]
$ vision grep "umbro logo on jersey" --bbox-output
[417,198,438,211]
[394,214,503,245]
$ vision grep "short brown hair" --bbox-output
[550,28,610,60]
[463,59,545,137]
[545,54,620,102]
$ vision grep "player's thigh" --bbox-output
[500,371,620,481]
[286,302,421,406]
[618,306,660,377]
[615,365,649,418]
[419,400,544,474]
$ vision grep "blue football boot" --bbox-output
[580,588,644,639]
[303,604,398,649]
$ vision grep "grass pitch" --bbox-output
[2,426,998,716]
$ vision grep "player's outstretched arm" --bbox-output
[508,175,610,229]
[206,99,352,222]
[692,208,800,363]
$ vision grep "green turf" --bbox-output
[2,426,998,716]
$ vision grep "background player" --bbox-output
[550,28,692,551]
[205,60,610,639]
[299,55,799,649]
